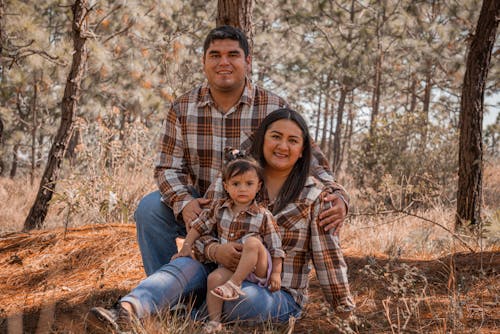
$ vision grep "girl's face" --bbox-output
[262,119,304,174]
[223,169,262,207]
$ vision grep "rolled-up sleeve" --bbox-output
[260,211,285,259]
[154,105,194,218]
[309,194,355,312]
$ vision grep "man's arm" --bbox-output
[154,104,195,220]
[310,142,350,233]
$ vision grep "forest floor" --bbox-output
[0,224,498,334]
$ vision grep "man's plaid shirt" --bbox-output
[154,80,287,219]
[154,80,348,218]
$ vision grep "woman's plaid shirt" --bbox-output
[196,176,355,312]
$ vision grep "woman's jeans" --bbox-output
[132,190,302,322]
[121,257,302,323]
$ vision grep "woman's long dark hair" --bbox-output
[250,108,312,214]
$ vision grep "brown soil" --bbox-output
[0,225,498,333]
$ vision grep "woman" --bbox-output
[87,108,354,332]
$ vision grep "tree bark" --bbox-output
[30,73,38,185]
[24,0,89,231]
[0,0,4,55]
[9,143,18,179]
[216,0,254,53]
[332,85,348,173]
[456,0,499,227]
[420,59,433,153]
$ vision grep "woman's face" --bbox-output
[262,119,304,174]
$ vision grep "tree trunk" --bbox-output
[0,116,3,175]
[345,91,355,171]
[332,85,348,173]
[327,99,335,162]
[370,50,382,137]
[30,73,38,185]
[24,0,89,231]
[315,82,323,143]
[320,96,330,153]
[10,143,19,179]
[0,0,4,55]
[456,0,499,228]
[421,60,433,153]
[216,0,254,53]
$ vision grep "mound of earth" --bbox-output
[0,225,498,333]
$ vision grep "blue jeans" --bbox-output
[121,257,302,323]
[134,191,188,276]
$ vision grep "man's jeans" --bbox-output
[134,190,188,276]
[121,257,302,323]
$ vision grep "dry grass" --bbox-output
[0,159,498,333]
[0,224,498,333]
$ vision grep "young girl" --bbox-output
[172,150,285,333]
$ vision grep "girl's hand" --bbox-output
[171,245,192,261]
[268,273,281,292]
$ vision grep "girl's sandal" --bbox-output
[210,280,246,301]
[203,320,223,334]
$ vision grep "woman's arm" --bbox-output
[309,195,355,315]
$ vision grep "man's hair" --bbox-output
[250,108,312,214]
[203,25,250,57]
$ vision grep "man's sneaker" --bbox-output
[86,303,132,333]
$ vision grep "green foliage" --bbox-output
[0,0,497,221]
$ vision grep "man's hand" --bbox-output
[214,242,242,271]
[181,198,211,231]
[318,193,347,235]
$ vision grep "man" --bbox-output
[136,25,348,276]
[88,25,351,332]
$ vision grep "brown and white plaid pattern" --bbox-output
[261,176,354,311]
[190,199,285,259]
[196,176,354,312]
[154,80,288,218]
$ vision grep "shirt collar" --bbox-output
[197,79,254,109]
[221,198,260,216]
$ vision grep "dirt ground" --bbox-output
[0,224,498,333]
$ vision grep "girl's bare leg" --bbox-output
[206,267,233,322]
[230,236,268,285]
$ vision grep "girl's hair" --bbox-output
[250,108,312,214]
[222,150,264,183]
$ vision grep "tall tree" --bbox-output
[216,0,254,51]
[456,0,499,227]
[24,0,89,230]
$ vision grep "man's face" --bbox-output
[203,39,251,95]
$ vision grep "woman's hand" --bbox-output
[268,273,281,292]
[318,193,347,235]
[213,242,243,271]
